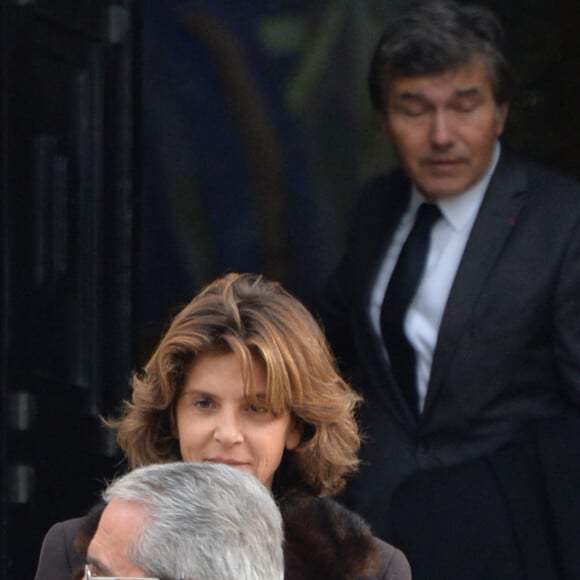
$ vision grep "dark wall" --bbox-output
[485,0,580,177]
[0,2,138,578]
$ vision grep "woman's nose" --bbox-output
[213,410,243,445]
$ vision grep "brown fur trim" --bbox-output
[280,495,380,579]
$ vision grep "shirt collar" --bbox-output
[410,141,501,231]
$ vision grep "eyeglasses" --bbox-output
[85,563,160,580]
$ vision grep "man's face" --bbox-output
[378,57,509,199]
[84,499,148,578]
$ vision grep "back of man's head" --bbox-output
[368,0,512,111]
[103,462,284,580]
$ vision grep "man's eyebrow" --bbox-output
[397,91,427,101]
[394,87,484,101]
[453,87,483,98]
[86,556,113,576]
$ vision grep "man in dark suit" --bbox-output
[319,1,580,578]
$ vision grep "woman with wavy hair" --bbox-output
[36,273,411,580]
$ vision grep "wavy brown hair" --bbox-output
[112,273,361,496]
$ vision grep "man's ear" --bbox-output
[496,102,509,136]
[376,110,392,140]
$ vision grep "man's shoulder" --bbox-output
[528,164,580,202]
[504,148,580,200]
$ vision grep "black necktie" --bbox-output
[380,202,442,414]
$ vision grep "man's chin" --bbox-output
[416,177,471,200]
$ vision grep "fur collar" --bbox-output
[280,495,380,579]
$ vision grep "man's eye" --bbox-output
[452,97,481,113]
[399,104,428,117]
[85,563,106,577]
[455,104,476,113]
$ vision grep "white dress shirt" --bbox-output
[371,143,501,412]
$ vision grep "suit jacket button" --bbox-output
[416,438,430,457]
[416,441,430,468]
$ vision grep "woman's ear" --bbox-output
[285,419,302,451]
[170,404,180,439]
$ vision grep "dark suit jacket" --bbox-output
[387,417,580,580]
[319,147,580,541]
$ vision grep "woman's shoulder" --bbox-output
[373,536,412,580]
[34,516,87,580]
[35,503,105,580]
[279,494,411,579]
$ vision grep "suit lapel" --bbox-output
[354,173,419,426]
[424,149,529,415]
[356,172,412,295]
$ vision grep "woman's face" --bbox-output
[174,350,300,489]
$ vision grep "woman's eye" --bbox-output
[245,403,268,414]
[193,398,213,409]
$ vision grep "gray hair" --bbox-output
[102,462,284,580]
[368,0,512,111]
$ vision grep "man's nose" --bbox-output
[429,110,454,148]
